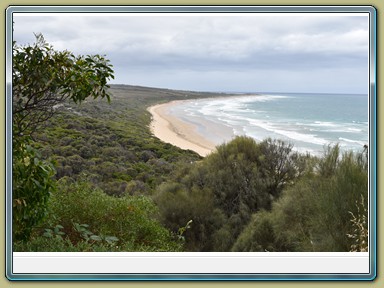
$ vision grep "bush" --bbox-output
[239,145,369,252]
[154,182,217,251]
[154,136,309,251]
[12,139,56,241]
[232,211,278,252]
[44,178,182,252]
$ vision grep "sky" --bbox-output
[13,13,370,94]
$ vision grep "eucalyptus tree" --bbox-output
[12,34,114,240]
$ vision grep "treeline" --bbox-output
[14,85,368,252]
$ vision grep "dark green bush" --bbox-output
[37,178,183,252]
[234,145,368,252]
[12,138,56,241]
[232,211,278,252]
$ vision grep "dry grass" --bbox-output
[347,195,368,252]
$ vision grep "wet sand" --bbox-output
[148,101,219,157]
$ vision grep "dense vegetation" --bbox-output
[12,34,113,242]
[14,85,368,252]
[155,136,368,252]
[13,36,368,252]
[13,84,235,251]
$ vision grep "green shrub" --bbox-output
[242,146,369,252]
[46,178,181,252]
[232,211,277,252]
[154,182,217,251]
[154,136,310,251]
[12,139,56,241]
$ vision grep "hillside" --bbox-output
[14,85,368,253]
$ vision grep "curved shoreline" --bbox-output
[147,101,217,157]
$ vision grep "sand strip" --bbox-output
[148,101,217,157]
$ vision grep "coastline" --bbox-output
[147,101,218,157]
[147,92,367,158]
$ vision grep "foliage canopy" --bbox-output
[13,33,114,136]
[12,34,114,241]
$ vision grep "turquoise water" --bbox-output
[170,93,369,155]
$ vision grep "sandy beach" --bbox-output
[148,101,218,157]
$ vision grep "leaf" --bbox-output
[90,235,102,241]
[31,178,42,189]
[43,229,53,238]
[105,236,119,244]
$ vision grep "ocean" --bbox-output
[168,92,369,156]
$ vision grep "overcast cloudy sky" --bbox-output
[13,13,369,94]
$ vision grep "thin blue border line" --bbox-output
[6,272,378,281]
[371,5,377,281]
[6,5,377,281]
[5,5,14,282]
[5,5,379,13]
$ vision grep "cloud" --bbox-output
[12,13,369,93]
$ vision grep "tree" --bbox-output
[235,146,369,252]
[204,137,305,215]
[13,33,114,137]
[257,138,311,199]
[154,136,309,251]
[13,142,56,241]
[12,34,114,241]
